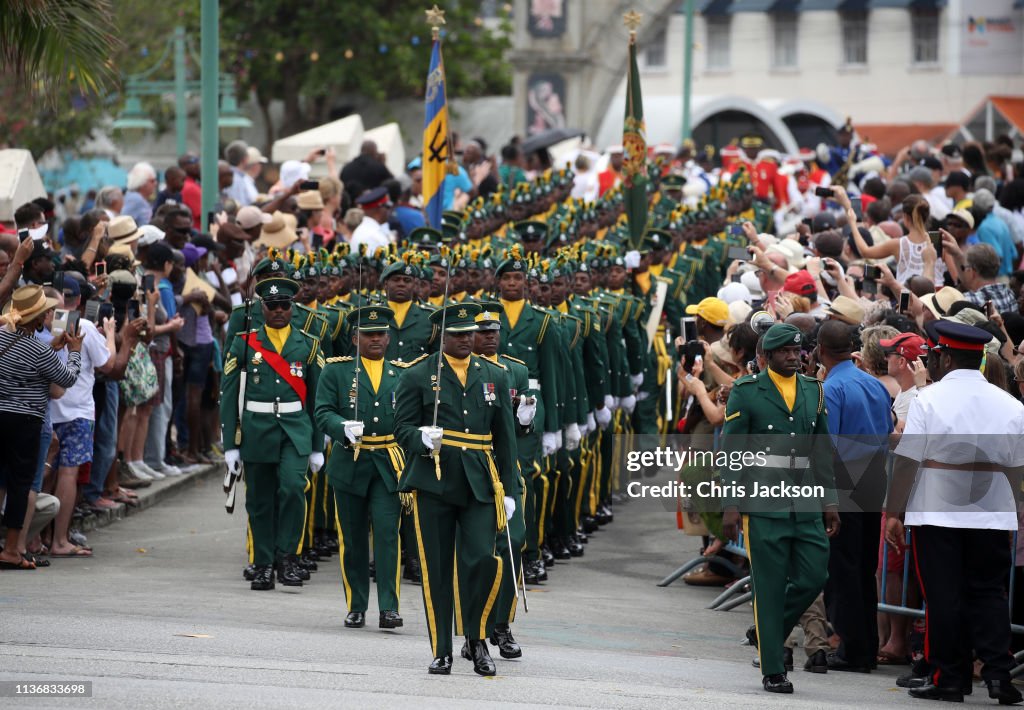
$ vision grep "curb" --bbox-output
[76,464,223,533]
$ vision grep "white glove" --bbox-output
[621,394,637,415]
[586,412,597,435]
[419,425,443,453]
[542,432,558,457]
[308,451,325,473]
[516,395,537,426]
[637,391,650,401]
[816,142,831,166]
[630,372,644,390]
[224,449,242,476]
[624,250,641,269]
[603,394,615,411]
[503,496,516,520]
[595,407,612,430]
[564,422,581,451]
[343,420,364,444]
[555,430,563,449]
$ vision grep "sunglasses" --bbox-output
[264,300,292,311]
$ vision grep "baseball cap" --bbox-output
[182,243,208,267]
[685,297,730,327]
[247,146,268,164]
[279,160,311,188]
[236,205,272,230]
[137,224,165,247]
[783,270,816,297]
[880,332,927,360]
[812,212,837,233]
[947,208,974,230]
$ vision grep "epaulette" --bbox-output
[307,337,321,365]
[403,353,430,367]
[500,354,526,366]
[326,356,354,363]
[732,373,758,387]
[390,359,415,368]
[537,311,552,344]
[479,356,507,370]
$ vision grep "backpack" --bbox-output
[120,342,158,407]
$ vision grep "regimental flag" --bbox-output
[622,24,648,250]
[422,36,452,230]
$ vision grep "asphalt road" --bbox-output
[0,473,964,709]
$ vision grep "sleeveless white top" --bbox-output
[895,236,945,285]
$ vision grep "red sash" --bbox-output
[244,333,307,406]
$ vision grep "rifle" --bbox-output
[225,294,253,513]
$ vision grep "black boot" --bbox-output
[541,544,555,567]
[403,557,422,585]
[987,679,1023,705]
[489,624,522,659]
[427,654,452,675]
[581,515,599,534]
[566,534,584,557]
[804,649,828,673]
[908,684,964,702]
[299,550,319,572]
[275,554,303,586]
[344,611,365,628]
[762,673,793,694]
[550,537,571,560]
[250,565,274,590]
[524,560,541,585]
[464,638,496,676]
[379,610,403,629]
[243,564,256,581]
[536,559,548,582]
[575,526,588,544]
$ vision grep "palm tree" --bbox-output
[0,0,120,98]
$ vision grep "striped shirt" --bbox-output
[0,329,81,419]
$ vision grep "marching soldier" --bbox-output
[314,306,407,630]
[381,256,438,363]
[720,323,839,694]
[394,302,521,676]
[222,277,325,591]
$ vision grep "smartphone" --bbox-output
[51,309,70,336]
[862,279,878,296]
[128,298,141,321]
[316,148,327,156]
[681,316,698,343]
[751,298,765,310]
[928,230,943,257]
[801,217,814,227]
[727,245,749,262]
[731,273,742,283]
[98,302,114,322]
[94,260,106,277]
[142,273,155,293]
[18,228,30,242]
[863,265,882,280]
[815,186,835,198]
[728,225,744,237]
[985,299,995,318]
[65,311,80,337]
[83,299,101,323]
[899,290,911,313]
[300,180,320,191]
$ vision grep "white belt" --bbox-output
[762,454,810,468]
[528,379,542,391]
[246,400,303,414]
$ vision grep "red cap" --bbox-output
[880,332,928,359]
[782,270,816,297]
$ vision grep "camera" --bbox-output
[815,187,835,198]
[863,265,882,280]
[300,180,320,191]
[727,245,749,262]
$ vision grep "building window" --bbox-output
[772,14,798,69]
[840,13,868,66]
[644,28,667,69]
[912,10,939,64]
[706,16,731,70]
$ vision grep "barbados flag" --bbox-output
[422,38,451,230]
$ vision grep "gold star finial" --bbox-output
[426,5,446,31]
[623,10,643,36]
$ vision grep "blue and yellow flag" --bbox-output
[422,38,451,230]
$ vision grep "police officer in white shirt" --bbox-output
[885,320,1024,705]
[350,186,394,256]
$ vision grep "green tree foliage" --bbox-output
[220,1,512,142]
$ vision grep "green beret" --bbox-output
[761,323,803,351]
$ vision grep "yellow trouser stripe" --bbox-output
[412,493,438,657]
[742,514,761,670]
[333,506,353,610]
[480,554,503,639]
[300,474,311,554]
[453,552,463,637]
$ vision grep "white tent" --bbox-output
[271,115,365,177]
[0,149,46,223]
[363,123,405,177]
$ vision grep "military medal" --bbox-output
[482,382,495,403]
[290,361,303,378]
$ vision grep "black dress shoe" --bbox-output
[299,550,319,572]
[303,547,321,562]
[581,516,599,534]
[541,545,555,567]
[826,651,870,673]
[379,610,403,629]
[243,564,256,581]
[898,673,929,688]
[566,535,584,557]
[489,624,522,659]
[250,565,275,590]
[536,559,548,582]
[987,680,1023,705]
[323,533,340,554]
[550,538,572,560]
[524,561,541,585]
[275,555,303,586]
[345,611,365,628]
[427,654,453,675]
[762,673,793,694]
[908,684,964,702]
[804,649,828,674]
[465,638,496,676]
[745,624,758,648]
[751,647,793,671]
[575,527,588,544]
[403,558,422,585]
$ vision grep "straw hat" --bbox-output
[108,215,141,244]
[254,211,298,250]
[1,285,59,328]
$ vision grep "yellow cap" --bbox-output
[685,297,730,327]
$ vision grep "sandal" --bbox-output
[876,652,910,665]
[0,556,36,570]
[22,552,49,568]
[50,545,93,558]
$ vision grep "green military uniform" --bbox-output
[379,258,439,363]
[221,277,325,587]
[314,306,407,623]
[721,323,835,682]
[394,303,521,672]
